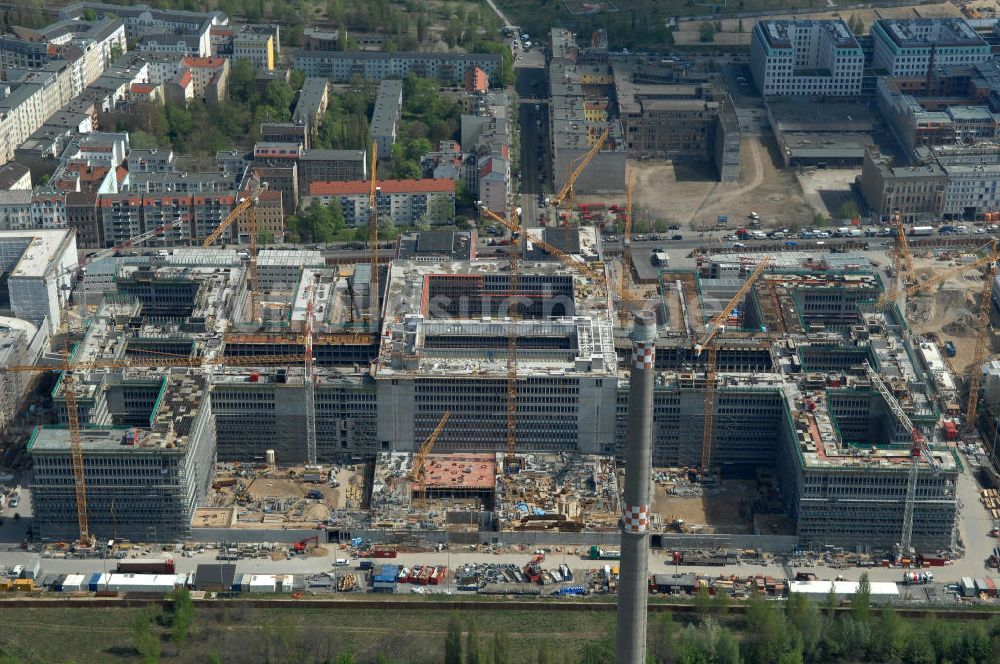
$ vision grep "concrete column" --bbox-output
[616,311,656,664]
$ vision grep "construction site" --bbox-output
[0,120,995,574]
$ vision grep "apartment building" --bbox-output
[292,50,502,84]
[59,3,225,52]
[749,20,863,96]
[871,18,989,77]
[306,179,455,226]
[0,16,126,85]
[298,149,367,187]
[371,79,403,162]
[0,317,47,432]
[291,77,329,136]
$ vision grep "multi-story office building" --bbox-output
[0,229,77,334]
[31,373,216,541]
[306,179,455,226]
[871,18,989,77]
[292,50,502,84]
[749,20,864,96]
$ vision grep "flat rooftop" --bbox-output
[422,454,496,490]
[758,19,861,50]
[0,229,73,279]
[875,18,987,48]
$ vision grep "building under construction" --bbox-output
[24,246,965,551]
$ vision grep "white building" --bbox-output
[749,20,863,97]
[0,229,78,334]
[871,18,990,77]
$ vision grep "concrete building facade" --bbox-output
[749,20,863,97]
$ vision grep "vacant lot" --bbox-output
[622,135,813,232]
[0,604,617,664]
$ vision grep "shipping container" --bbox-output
[961,576,976,597]
[117,558,176,574]
[61,574,86,592]
[12,579,33,591]
[21,559,41,580]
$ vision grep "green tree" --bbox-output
[134,611,161,664]
[699,22,717,43]
[82,7,97,20]
[852,572,871,624]
[786,589,822,658]
[129,130,160,150]
[228,59,257,105]
[716,629,741,664]
[867,606,906,661]
[837,201,859,220]
[713,587,731,616]
[169,586,195,646]
[694,583,712,619]
[445,617,463,664]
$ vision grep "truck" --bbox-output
[902,571,934,585]
[589,546,621,561]
[847,228,862,237]
[117,558,176,574]
[909,226,934,236]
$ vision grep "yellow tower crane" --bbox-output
[202,176,268,319]
[368,142,381,328]
[3,352,303,545]
[694,257,772,473]
[546,125,611,224]
[411,411,452,505]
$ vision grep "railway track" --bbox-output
[1,596,998,620]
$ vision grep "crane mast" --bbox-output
[4,352,306,543]
[550,126,611,210]
[412,411,452,505]
[865,364,939,557]
[695,257,771,472]
[304,274,319,465]
[966,258,997,432]
[368,142,380,329]
[505,207,522,472]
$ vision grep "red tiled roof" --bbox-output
[131,83,155,94]
[115,167,128,183]
[309,179,455,196]
[176,70,193,87]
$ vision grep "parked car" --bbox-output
[671,234,683,241]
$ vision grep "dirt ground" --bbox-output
[624,135,813,231]
[796,169,863,219]
[653,479,758,534]
[905,260,1000,374]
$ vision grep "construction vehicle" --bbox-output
[902,571,934,585]
[202,176,268,319]
[695,257,772,472]
[293,536,319,554]
[589,545,621,560]
[411,411,452,505]
[865,364,940,561]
